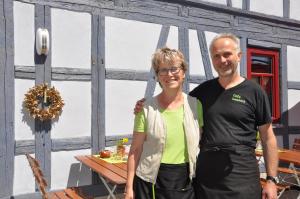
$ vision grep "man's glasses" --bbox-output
[157,66,182,76]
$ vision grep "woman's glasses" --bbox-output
[157,66,182,76]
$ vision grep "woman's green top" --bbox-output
[134,100,203,164]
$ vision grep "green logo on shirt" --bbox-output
[232,94,246,104]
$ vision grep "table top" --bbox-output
[256,149,300,166]
[75,155,127,184]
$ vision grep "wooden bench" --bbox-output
[25,153,97,199]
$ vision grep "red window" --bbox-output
[247,48,280,122]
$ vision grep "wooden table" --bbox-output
[256,149,300,186]
[75,155,127,199]
[256,149,300,166]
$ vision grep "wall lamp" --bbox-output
[36,28,50,55]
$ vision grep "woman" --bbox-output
[125,47,203,199]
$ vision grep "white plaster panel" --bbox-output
[105,17,161,70]
[154,83,162,96]
[15,79,35,140]
[51,81,91,138]
[105,80,147,136]
[189,29,205,76]
[289,135,300,149]
[51,149,91,190]
[287,46,300,81]
[201,0,227,5]
[190,83,199,92]
[290,0,300,21]
[13,1,35,66]
[13,155,35,195]
[288,89,300,126]
[249,0,283,17]
[51,9,91,68]
[165,26,178,49]
[231,0,243,9]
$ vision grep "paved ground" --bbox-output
[280,189,300,199]
[95,191,300,199]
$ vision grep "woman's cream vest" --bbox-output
[135,93,201,184]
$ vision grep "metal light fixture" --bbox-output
[36,28,50,55]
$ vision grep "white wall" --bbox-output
[189,29,205,76]
[105,17,161,70]
[201,0,227,5]
[289,0,300,21]
[166,26,178,49]
[287,45,300,126]
[105,80,146,136]
[13,2,36,195]
[249,0,283,17]
[51,149,91,190]
[51,81,91,139]
[231,0,243,9]
[13,155,35,195]
[14,79,35,140]
[51,9,91,68]
[14,1,35,66]
[288,90,300,126]
[287,46,300,82]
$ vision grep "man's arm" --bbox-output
[259,123,278,199]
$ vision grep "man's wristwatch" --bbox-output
[266,176,279,184]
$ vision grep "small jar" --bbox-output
[117,145,125,158]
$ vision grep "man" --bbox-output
[135,33,278,199]
[190,33,278,199]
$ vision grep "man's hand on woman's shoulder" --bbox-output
[134,98,145,114]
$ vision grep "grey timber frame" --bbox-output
[144,25,170,97]
[197,31,213,80]
[179,27,190,92]
[1,0,14,198]
[283,0,290,19]
[2,0,300,198]
[34,4,52,189]
[91,13,106,154]
[279,44,289,147]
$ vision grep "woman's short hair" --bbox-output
[152,47,188,75]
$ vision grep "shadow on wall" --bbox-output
[288,101,300,127]
[21,101,63,134]
[67,163,92,187]
[66,163,117,196]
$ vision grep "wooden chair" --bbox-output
[275,138,300,189]
[25,153,95,199]
[292,138,300,151]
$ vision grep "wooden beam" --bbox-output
[197,31,213,80]
[0,0,14,197]
[283,0,290,19]
[144,25,170,97]
[287,81,300,90]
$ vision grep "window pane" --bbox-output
[251,76,273,117]
[251,55,272,73]
[260,76,273,117]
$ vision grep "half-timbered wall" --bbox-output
[1,0,300,198]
